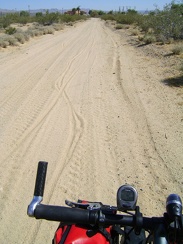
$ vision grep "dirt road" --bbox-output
[0,18,182,243]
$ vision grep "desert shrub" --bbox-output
[131,28,140,36]
[5,27,16,35]
[35,12,43,17]
[16,29,30,41]
[45,27,55,34]
[138,35,144,41]
[143,34,156,44]
[18,11,31,24]
[0,11,88,49]
[35,11,60,25]
[66,22,74,26]
[52,23,64,31]
[13,33,26,44]
[60,14,87,23]
[3,35,17,46]
[27,26,43,36]
[141,4,183,42]
[101,14,115,21]
[7,36,17,45]
[19,16,30,25]
[166,38,174,44]
[137,15,154,32]
[116,13,136,25]
[153,11,183,41]
[0,39,9,48]
[60,15,73,23]
[147,28,154,34]
[39,26,55,34]
[33,29,43,36]
[26,29,35,37]
[101,3,183,43]
[0,14,16,28]
[115,24,123,29]
[171,44,183,55]
[1,12,32,27]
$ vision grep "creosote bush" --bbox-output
[100,2,183,44]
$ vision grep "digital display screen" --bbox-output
[121,189,135,201]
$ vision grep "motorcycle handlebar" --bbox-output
[29,161,161,230]
[33,203,163,231]
[27,162,183,243]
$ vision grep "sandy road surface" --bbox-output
[0,18,183,243]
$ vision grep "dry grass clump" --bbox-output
[147,28,154,35]
[131,28,140,36]
[0,35,18,47]
[26,26,55,36]
[25,29,36,37]
[16,29,30,41]
[40,26,55,35]
[171,44,183,55]
[5,36,18,46]
[22,32,30,41]
[52,23,64,31]
[137,33,157,44]
[138,35,144,41]
[115,24,130,30]
[0,39,9,48]
[115,24,123,30]
[13,33,26,44]
[26,27,43,37]
[143,34,157,44]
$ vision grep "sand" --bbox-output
[0,18,182,243]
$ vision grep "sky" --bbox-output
[0,0,180,12]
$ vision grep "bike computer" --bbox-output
[117,185,138,211]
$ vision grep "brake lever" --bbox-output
[65,200,90,209]
[65,200,103,210]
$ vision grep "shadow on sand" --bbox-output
[162,75,183,87]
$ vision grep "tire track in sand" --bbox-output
[0,20,99,243]
[20,20,99,243]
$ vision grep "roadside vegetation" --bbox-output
[0,9,88,48]
[99,2,183,50]
[97,2,183,82]
[1,3,183,77]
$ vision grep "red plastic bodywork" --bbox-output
[54,224,111,244]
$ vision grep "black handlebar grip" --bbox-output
[34,161,48,197]
[34,204,98,224]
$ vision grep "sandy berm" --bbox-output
[0,18,182,243]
